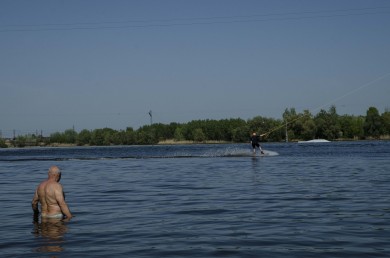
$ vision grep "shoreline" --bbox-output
[2,137,389,149]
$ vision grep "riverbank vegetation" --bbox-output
[2,106,389,147]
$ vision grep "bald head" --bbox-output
[48,166,61,181]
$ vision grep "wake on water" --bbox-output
[0,146,279,162]
[195,147,279,158]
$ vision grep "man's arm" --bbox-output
[31,189,39,214]
[55,185,73,219]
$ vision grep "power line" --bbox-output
[1,6,389,32]
[2,6,389,27]
[261,71,390,137]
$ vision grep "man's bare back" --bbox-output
[32,166,72,219]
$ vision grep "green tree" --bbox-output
[247,116,267,134]
[283,108,300,140]
[164,122,180,140]
[352,116,365,139]
[232,125,250,142]
[15,135,27,147]
[64,129,77,144]
[17,104,388,146]
[193,128,206,142]
[91,129,105,145]
[339,115,355,139]
[136,126,158,144]
[0,138,7,148]
[109,130,124,145]
[381,110,390,135]
[124,127,136,145]
[77,129,92,145]
[174,127,184,141]
[364,107,382,138]
[50,132,65,143]
[225,118,247,142]
[301,110,316,140]
[314,106,340,140]
[338,114,364,139]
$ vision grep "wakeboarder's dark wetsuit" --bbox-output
[250,135,260,149]
[250,135,264,154]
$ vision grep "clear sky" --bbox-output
[1,0,390,137]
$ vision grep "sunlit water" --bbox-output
[0,142,389,257]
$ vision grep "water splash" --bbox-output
[0,145,279,161]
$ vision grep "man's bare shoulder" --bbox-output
[46,180,62,190]
[37,180,48,190]
[37,180,62,193]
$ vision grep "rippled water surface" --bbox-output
[0,141,389,257]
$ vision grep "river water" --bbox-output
[0,141,389,257]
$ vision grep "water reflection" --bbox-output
[251,154,261,170]
[32,214,68,254]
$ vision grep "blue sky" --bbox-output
[1,0,390,137]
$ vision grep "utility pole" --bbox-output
[148,110,153,125]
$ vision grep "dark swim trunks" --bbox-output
[252,142,260,149]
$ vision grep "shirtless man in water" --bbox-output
[32,166,73,219]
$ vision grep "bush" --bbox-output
[0,138,7,148]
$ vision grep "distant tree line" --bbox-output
[2,106,389,148]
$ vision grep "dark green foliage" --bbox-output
[15,135,27,147]
[193,128,206,142]
[0,138,7,148]
[33,106,389,146]
[314,106,341,140]
[364,107,382,139]
[382,110,390,135]
[77,129,92,146]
